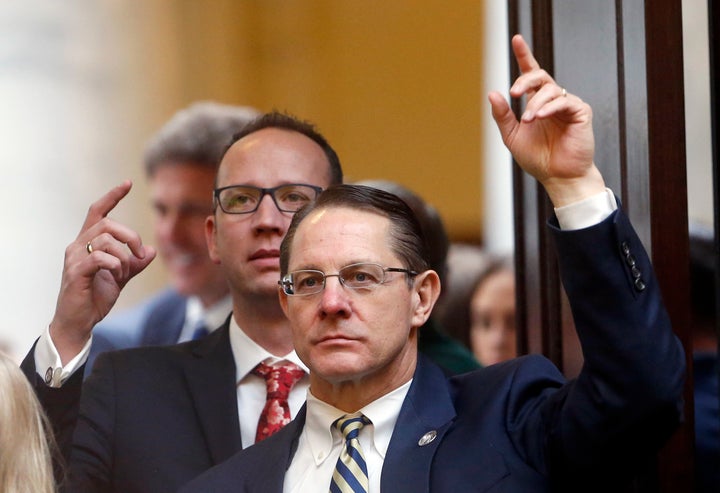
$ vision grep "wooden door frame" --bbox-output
[507,1,694,490]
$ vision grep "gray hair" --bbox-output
[143,101,260,176]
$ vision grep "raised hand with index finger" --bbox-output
[488,34,606,208]
[50,180,156,364]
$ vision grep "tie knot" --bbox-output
[252,361,305,398]
[191,324,209,340]
[334,412,371,441]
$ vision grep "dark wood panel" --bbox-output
[643,2,694,490]
[508,0,694,490]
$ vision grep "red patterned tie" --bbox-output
[252,361,305,442]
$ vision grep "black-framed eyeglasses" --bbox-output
[214,184,323,214]
[279,262,418,296]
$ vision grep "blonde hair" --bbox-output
[0,351,56,493]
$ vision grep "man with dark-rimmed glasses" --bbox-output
[22,111,343,493]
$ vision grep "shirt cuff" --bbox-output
[554,188,618,230]
[34,326,92,387]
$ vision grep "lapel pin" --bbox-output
[418,430,437,446]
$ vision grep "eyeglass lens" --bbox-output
[218,184,319,214]
[287,263,390,296]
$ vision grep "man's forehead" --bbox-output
[229,127,318,156]
[217,128,330,185]
[293,207,391,254]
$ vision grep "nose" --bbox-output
[318,276,351,318]
[157,210,185,244]
[251,193,285,234]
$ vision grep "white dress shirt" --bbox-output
[284,380,411,493]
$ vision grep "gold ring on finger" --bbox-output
[86,241,94,255]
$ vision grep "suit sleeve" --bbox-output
[64,349,119,493]
[20,341,84,486]
[515,207,685,486]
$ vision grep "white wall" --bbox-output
[481,1,514,254]
[682,0,714,231]
[0,1,166,360]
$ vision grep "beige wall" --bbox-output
[0,0,489,356]
[141,0,486,241]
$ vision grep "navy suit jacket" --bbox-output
[85,288,187,374]
[180,208,685,493]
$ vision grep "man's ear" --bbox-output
[205,215,221,264]
[411,270,441,328]
[278,287,289,317]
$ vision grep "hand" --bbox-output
[488,34,606,207]
[49,181,156,363]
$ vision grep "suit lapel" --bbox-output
[381,357,456,492]
[245,406,307,492]
[183,319,243,464]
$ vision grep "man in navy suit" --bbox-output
[179,35,685,492]
[86,102,260,373]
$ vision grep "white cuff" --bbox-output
[34,326,92,387]
[554,188,618,230]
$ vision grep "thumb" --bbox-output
[488,91,519,145]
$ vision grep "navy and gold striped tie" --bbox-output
[330,412,371,493]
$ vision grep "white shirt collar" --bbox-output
[228,315,308,385]
[302,379,412,467]
[185,294,233,334]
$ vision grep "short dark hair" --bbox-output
[143,101,260,176]
[280,184,429,279]
[355,180,449,284]
[225,111,343,186]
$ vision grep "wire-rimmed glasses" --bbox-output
[279,262,418,296]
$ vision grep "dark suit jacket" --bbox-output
[23,317,241,493]
[179,208,686,493]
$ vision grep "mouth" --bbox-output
[249,249,280,261]
[165,252,199,269]
[316,333,359,346]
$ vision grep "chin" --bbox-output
[309,352,368,382]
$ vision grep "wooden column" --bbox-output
[507,1,694,490]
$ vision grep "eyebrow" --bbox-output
[289,259,380,271]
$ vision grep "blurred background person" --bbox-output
[468,255,516,366]
[434,243,491,350]
[437,249,516,366]
[356,179,481,375]
[89,102,260,370]
[0,350,57,493]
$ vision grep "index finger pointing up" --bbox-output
[512,34,540,74]
[80,180,133,233]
